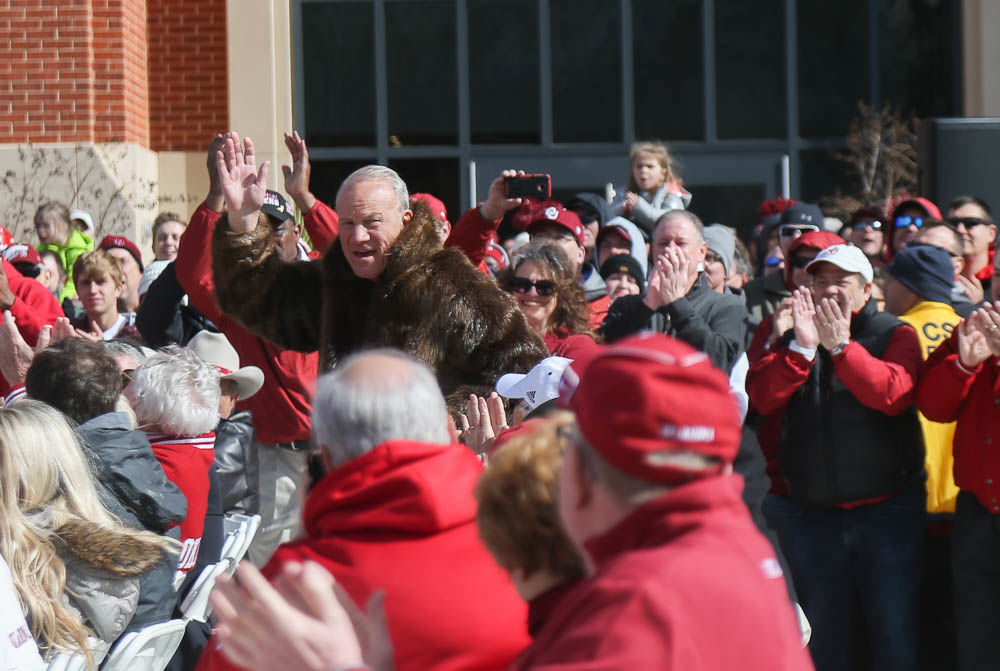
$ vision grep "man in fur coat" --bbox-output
[210,134,546,410]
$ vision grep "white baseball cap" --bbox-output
[495,357,573,411]
[805,244,874,283]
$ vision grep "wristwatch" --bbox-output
[830,341,850,356]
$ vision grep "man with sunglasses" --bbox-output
[743,202,825,325]
[888,196,943,260]
[946,195,997,301]
[844,205,887,268]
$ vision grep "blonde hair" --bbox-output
[73,249,123,288]
[0,401,174,657]
[627,141,675,193]
[475,413,585,581]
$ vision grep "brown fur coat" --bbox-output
[213,200,547,408]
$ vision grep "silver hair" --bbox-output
[312,348,450,467]
[655,209,705,242]
[336,165,410,215]
[126,345,220,437]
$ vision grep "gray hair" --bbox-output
[655,209,704,243]
[336,165,410,215]
[126,346,221,437]
[312,349,450,467]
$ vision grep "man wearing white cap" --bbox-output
[746,243,924,671]
[187,331,265,516]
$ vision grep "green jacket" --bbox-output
[38,228,93,301]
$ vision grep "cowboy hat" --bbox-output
[186,331,264,401]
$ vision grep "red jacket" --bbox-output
[510,475,811,670]
[446,205,498,275]
[917,330,1000,512]
[0,259,65,397]
[587,293,611,330]
[543,330,599,360]
[197,439,529,671]
[175,203,327,443]
[148,432,215,571]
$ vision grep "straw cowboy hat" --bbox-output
[186,331,264,400]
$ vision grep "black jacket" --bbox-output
[135,262,218,348]
[601,272,748,373]
[76,412,189,628]
[213,410,260,516]
[779,300,925,507]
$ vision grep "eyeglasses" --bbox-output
[894,216,924,229]
[508,277,557,296]
[851,220,884,232]
[789,255,815,270]
[948,216,989,229]
[779,224,820,238]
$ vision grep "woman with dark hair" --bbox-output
[502,241,598,359]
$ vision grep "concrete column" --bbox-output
[225,0,294,198]
[962,0,1000,116]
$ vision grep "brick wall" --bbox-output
[1,0,227,149]
[147,0,228,151]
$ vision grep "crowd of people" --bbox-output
[0,130,997,671]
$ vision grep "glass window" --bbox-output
[799,148,852,206]
[308,159,377,212]
[468,0,541,144]
[715,0,786,139]
[550,0,622,143]
[687,184,765,244]
[632,0,703,141]
[385,1,457,145]
[798,1,868,138]
[387,158,460,225]
[878,0,958,120]
[302,3,376,147]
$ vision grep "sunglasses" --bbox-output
[948,216,989,229]
[894,216,924,229]
[789,255,815,270]
[764,256,783,268]
[851,220,884,232]
[779,224,820,238]
[509,277,557,296]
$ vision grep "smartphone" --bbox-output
[504,174,552,200]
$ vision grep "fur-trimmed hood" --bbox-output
[52,518,170,577]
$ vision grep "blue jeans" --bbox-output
[764,489,925,671]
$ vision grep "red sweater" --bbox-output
[175,203,327,443]
[197,440,530,671]
[746,325,921,418]
[543,330,599,360]
[148,432,215,571]
[446,205,498,275]
[510,475,811,670]
[0,259,65,397]
[917,330,1000,512]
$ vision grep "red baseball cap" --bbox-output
[1,243,42,266]
[99,235,144,271]
[409,193,448,224]
[524,201,585,247]
[561,333,741,485]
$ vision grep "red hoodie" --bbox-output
[509,475,812,670]
[196,440,530,671]
[0,259,65,397]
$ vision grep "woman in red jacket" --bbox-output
[502,241,599,360]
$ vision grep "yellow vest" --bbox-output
[898,301,960,514]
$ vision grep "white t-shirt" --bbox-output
[0,555,43,671]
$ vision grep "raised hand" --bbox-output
[791,288,820,350]
[459,393,509,456]
[282,130,316,214]
[216,132,270,233]
[957,311,992,370]
[646,245,689,309]
[0,312,35,386]
[815,290,852,351]
[976,302,1000,358]
[624,191,639,214]
[50,317,77,343]
[206,133,228,212]
[956,274,984,304]
[769,298,794,347]
[479,169,524,222]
